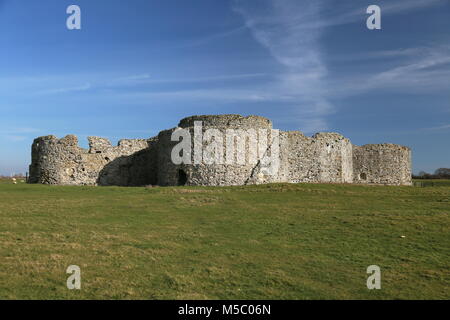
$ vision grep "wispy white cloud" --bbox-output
[327,47,429,63]
[100,1,449,132]
[1,0,447,134]
[115,74,151,82]
[105,74,151,87]
[109,73,267,86]
[37,83,91,95]
[233,0,331,132]
[178,25,247,48]
[327,46,450,97]
[3,135,28,142]
[290,0,447,30]
[0,127,41,142]
[230,0,449,131]
[114,88,272,103]
[0,127,41,134]
[369,52,450,85]
[1,72,268,96]
[377,0,446,15]
[423,124,450,131]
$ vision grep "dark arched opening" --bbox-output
[178,169,187,186]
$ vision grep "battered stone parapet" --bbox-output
[353,144,412,185]
[29,134,156,186]
[29,114,412,186]
[178,114,272,129]
[280,131,354,184]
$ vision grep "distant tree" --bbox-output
[415,171,433,179]
[418,171,428,177]
[434,168,450,179]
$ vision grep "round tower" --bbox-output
[29,135,83,184]
[157,114,279,186]
[353,144,412,185]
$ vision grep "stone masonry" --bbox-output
[29,115,412,186]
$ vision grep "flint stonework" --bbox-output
[29,115,412,186]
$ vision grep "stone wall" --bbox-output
[279,131,354,184]
[353,144,412,185]
[156,115,277,186]
[29,114,412,186]
[29,135,155,186]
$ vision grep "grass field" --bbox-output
[0,178,448,299]
[413,179,450,187]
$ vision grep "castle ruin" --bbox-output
[29,115,412,186]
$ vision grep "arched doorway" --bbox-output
[177,169,187,186]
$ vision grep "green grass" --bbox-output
[413,179,450,187]
[0,178,449,299]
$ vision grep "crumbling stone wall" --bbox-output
[157,115,278,186]
[29,135,156,186]
[29,114,412,186]
[279,131,354,184]
[353,144,412,185]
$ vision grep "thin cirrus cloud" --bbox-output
[114,88,271,103]
[0,76,93,96]
[177,25,248,48]
[233,0,332,132]
[425,124,450,131]
[295,0,447,30]
[368,51,450,89]
[327,47,429,62]
[25,73,268,95]
[0,127,41,134]
[37,83,92,95]
[3,135,28,142]
[104,73,267,87]
[3,0,448,135]
[40,0,444,133]
[0,127,42,142]
[326,46,450,98]
[231,0,449,131]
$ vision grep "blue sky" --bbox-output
[0,0,449,175]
